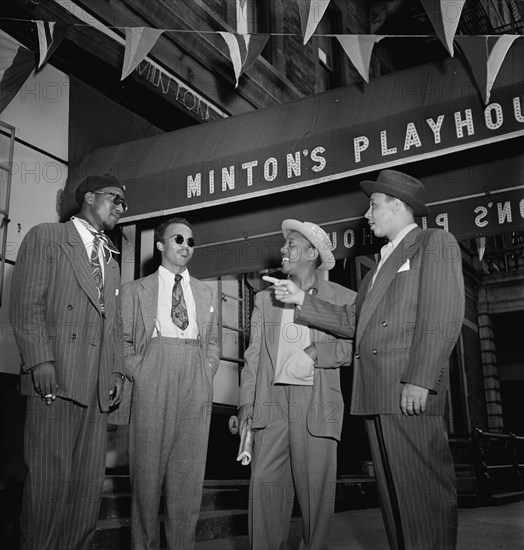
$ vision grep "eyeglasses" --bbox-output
[173,234,195,248]
[93,191,128,212]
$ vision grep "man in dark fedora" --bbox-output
[10,174,127,549]
[267,170,465,550]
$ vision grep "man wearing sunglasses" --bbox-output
[121,217,220,550]
[10,174,127,549]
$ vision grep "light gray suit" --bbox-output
[297,228,465,550]
[240,277,355,550]
[121,271,220,550]
[9,220,124,550]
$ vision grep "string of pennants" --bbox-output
[2,0,523,111]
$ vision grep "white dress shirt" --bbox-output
[72,217,105,279]
[372,223,418,287]
[153,266,198,339]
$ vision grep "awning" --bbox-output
[67,41,524,220]
[66,42,524,277]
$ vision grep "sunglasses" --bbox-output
[173,234,195,248]
[93,191,128,212]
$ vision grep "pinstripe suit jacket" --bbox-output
[240,277,355,441]
[297,228,465,416]
[9,221,124,410]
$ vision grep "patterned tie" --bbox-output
[171,274,189,330]
[90,235,105,315]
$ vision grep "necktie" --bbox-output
[90,235,105,315]
[171,274,189,330]
[74,217,120,263]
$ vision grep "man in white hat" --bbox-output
[238,220,355,550]
[268,170,465,550]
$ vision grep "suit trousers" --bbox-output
[249,385,337,550]
[365,414,457,550]
[20,391,108,550]
[129,337,213,550]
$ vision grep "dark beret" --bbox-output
[75,174,126,206]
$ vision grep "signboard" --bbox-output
[69,42,524,225]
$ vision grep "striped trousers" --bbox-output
[366,414,457,550]
[20,392,107,550]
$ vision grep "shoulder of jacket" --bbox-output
[417,228,457,245]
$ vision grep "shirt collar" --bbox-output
[389,223,418,250]
[159,265,190,284]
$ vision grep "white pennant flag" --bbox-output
[121,27,164,81]
[455,35,520,104]
[336,35,385,83]
[297,0,332,45]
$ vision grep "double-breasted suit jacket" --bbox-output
[120,271,220,381]
[240,277,355,441]
[10,220,124,409]
[297,227,465,416]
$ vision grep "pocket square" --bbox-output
[210,306,214,312]
[115,288,119,296]
[397,259,410,272]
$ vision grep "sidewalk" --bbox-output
[195,500,524,550]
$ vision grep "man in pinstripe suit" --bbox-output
[267,170,465,550]
[9,174,126,550]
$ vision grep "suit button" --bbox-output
[381,321,388,327]
[67,305,73,310]
[355,353,360,359]
[372,349,378,355]
[71,334,77,340]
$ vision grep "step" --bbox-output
[490,491,524,505]
[90,510,248,549]
[99,486,248,520]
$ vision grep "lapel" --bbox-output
[311,278,335,343]
[64,221,101,312]
[190,276,209,337]
[138,273,159,339]
[265,291,284,367]
[356,227,422,344]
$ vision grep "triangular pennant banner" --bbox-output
[121,27,164,80]
[336,35,385,83]
[419,0,465,56]
[297,0,331,45]
[219,32,269,87]
[34,20,68,70]
[456,35,519,104]
[0,33,35,113]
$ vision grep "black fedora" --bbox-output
[360,169,430,216]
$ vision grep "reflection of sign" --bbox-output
[326,187,524,257]
[190,187,524,278]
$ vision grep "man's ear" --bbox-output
[156,241,164,253]
[84,192,94,206]
[308,247,319,262]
